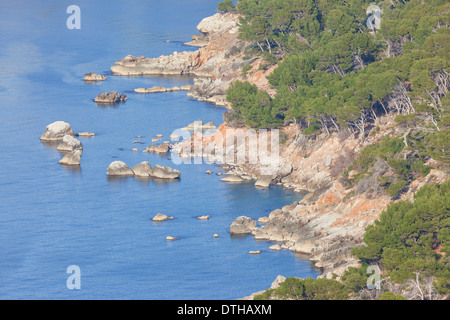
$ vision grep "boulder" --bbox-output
[230,216,257,234]
[40,121,74,142]
[106,161,134,176]
[213,233,219,238]
[220,175,244,183]
[150,165,180,179]
[269,244,281,251]
[57,135,82,152]
[166,236,177,241]
[255,176,273,188]
[151,213,174,222]
[252,228,270,240]
[59,150,82,166]
[94,92,127,104]
[84,73,106,81]
[248,251,261,255]
[76,132,95,137]
[132,161,153,177]
[197,215,210,220]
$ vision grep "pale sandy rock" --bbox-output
[248,251,261,255]
[255,176,273,188]
[269,244,281,251]
[180,85,192,91]
[152,213,173,222]
[57,135,82,152]
[220,174,244,183]
[151,164,181,179]
[132,161,153,177]
[197,215,210,220]
[59,150,82,166]
[166,236,177,241]
[197,12,239,35]
[252,229,270,240]
[40,121,74,141]
[106,161,134,176]
[258,216,269,224]
[213,233,219,238]
[76,132,95,137]
[84,73,106,81]
[230,216,257,234]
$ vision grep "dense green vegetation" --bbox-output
[220,0,450,299]
[224,0,449,137]
[254,180,450,300]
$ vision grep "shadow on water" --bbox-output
[59,164,82,175]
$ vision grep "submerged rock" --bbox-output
[151,165,181,179]
[59,150,82,166]
[57,135,83,152]
[132,161,153,177]
[94,92,127,104]
[84,73,106,81]
[40,121,74,142]
[230,216,257,234]
[106,161,134,176]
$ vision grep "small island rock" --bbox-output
[106,161,134,176]
[40,121,75,142]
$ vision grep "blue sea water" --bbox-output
[0,0,320,299]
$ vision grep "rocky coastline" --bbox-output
[55,11,447,298]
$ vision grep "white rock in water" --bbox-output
[59,150,82,166]
[40,121,74,141]
[84,73,106,81]
[106,161,134,176]
[76,132,95,137]
[151,164,180,179]
[269,244,281,251]
[151,213,173,222]
[197,215,210,220]
[220,175,244,183]
[230,216,257,234]
[248,251,261,255]
[57,135,83,152]
[166,236,177,241]
[132,161,153,177]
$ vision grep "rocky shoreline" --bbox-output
[50,11,447,298]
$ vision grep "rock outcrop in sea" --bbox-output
[40,121,75,142]
[84,73,106,81]
[57,135,83,152]
[106,161,134,176]
[94,92,127,104]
